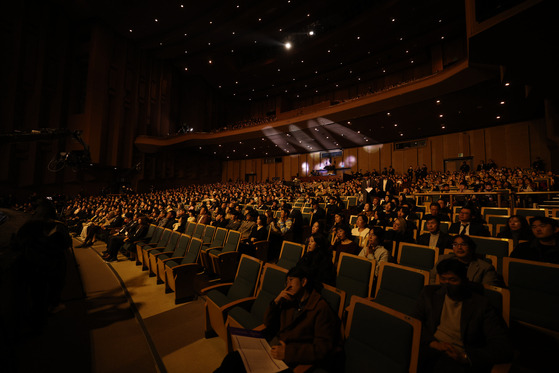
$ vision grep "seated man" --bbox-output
[448,206,490,237]
[413,259,513,373]
[215,265,340,372]
[511,216,559,264]
[417,216,452,255]
[423,202,451,222]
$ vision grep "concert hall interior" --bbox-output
[1,0,558,372]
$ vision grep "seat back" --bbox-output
[349,215,358,226]
[145,224,157,239]
[173,234,192,258]
[193,223,205,238]
[513,208,546,218]
[336,253,375,307]
[202,225,216,245]
[481,207,511,220]
[185,221,196,236]
[397,243,438,272]
[345,298,420,373]
[486,215,511,236]
[320,284,346,319]
[483,284,510,326]
[302,207,313,214]
[503,257,559,331]
[248,264,289,324]
[227,255,263,301]
[165,231,182,250]
[222,230,241,253]
[373,262,428,316]
[156,228,173,247]
[181,237,202,264]
[469,235,512,273]
[276,241,305,270]
[301,212,312,226]
[208,227,228,249]
[348,196,357,207]
[147,226,164,244]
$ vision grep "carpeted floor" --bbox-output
[16,237,227,373]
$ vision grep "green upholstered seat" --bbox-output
[227,264,288,329]
[276,241,305,270]
[373,262,428,316]
[345,298,420,373]
[336,253,374,307]
[398,243,438,272]
[504,258,559,331]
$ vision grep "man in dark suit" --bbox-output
[378,175,394,197]
[417,216,452,255]
[412,259,513,372]
[361,176,374,204]
[448,206,490,237]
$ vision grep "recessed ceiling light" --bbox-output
[439,114,444,118]
[496,116,501,119]
[180,4,184,8]
[504,82,510,86]
[394,124,398,127]
[285,42,292,49]
[500,101,505,105]
[129,29,133,33]
[154,18,158,22]
[309,30,314,36]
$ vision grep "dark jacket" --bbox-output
[264,289,338,367]
[412,285,513,372]
[511,238,559,264]
[448,222,490,237]
[417,231,452,255]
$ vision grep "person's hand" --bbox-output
[274,286,296,305]
[270,341,286,360]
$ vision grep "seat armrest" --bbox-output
[220,297,257,312]
[153,251,174,257]
[200,282,234,295]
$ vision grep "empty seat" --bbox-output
[344,297,420,373]
[336,252,375,307]
[397,242,438,272]
[503,257,559,332]
[275,241,305,270]
[202,255,263,340]
[163,237,203,303]
[226,263,288,330]
[155,234,192,283]
[372,262,429,316]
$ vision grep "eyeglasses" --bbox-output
[452,243,468,248]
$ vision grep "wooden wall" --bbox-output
[222,119,551,182]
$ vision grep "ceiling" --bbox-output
[62,0,552,160]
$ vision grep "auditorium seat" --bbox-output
[344,297,420,373]
[336,252,375,307]
[202,255,263,340]
[163,237,203,303]
[372,262,428,316]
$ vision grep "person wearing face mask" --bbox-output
[413,259,513,373]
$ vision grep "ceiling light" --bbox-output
[392,18,396,22]
[154,18,158,22]
[439,114,444,118]
[285,42,292,49]
[394,124,398,127]
[180,4,184,8]
[496,116,501,119]
[436,100,441,104]
[504,82,510,86]
[208,60,212,64]
[387,112,391,116]
[500,101,505,105]
[129,29,133,33]
[184,67,188,71]
[309,31,314,36]
[441,36,445,40]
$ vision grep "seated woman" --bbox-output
[297,233,335,286]
[358,227,390,276]
[304,221,326,248]
[497,215,533,248]
[331,224,359,266]
[383,217,415,256]
[351,214,370,249]
[431,235,504,286]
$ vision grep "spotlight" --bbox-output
[285,42,292,50]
